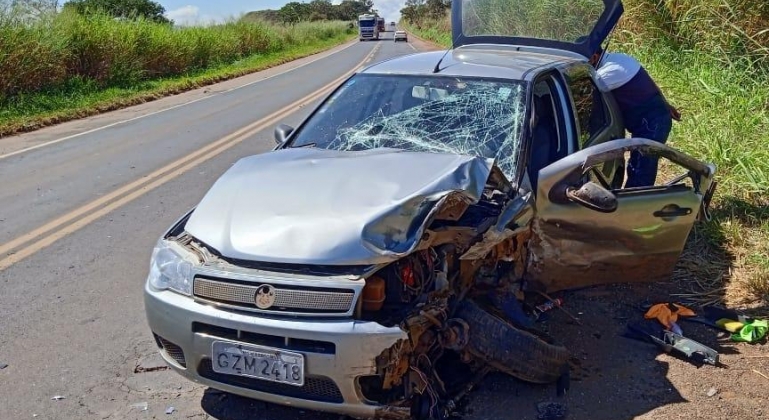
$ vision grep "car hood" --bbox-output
[184,147,496,265]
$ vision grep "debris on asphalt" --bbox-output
[51,395,66,401]
[754,370,769,381]
[0,362,8,369]
[165,406,175,415]
[134,364,170,373]
[132,402,148,411]
[707,387,718,397]
[536,401,568,420]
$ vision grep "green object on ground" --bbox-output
[732,319,768,343]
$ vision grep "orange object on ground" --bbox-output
[644,303,696,329]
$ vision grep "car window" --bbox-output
[567,75,609,149]
[461,0,605,43]
[289,74,528,179]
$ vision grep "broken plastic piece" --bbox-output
[707,387,718,397]
[165,406,176,415]
[0,362,7,369]
[51,396,65,401]
[624,320,719,366]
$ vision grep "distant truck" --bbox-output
[377,17,385,32]
[358,14,380,41]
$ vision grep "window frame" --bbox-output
[563,64,613,150]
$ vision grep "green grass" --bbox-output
[0,11,355,136]
[404,8,769,307]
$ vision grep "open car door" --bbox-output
[527,138,717,293]
[452,0,624,59]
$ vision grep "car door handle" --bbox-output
[653,206,692,218]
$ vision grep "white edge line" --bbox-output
[0,40,360,161]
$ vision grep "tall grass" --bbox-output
[460,0,604,42]
[405,0,769,305]
[0,10,353,105]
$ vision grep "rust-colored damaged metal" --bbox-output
[416,227,479,252]
[377,298,450,390]
[526,218,681,293]
[433,193,472,221]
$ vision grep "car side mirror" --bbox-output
[274,124,294,144]
[565,181,618,213]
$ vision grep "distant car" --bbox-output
[394,30,408,42]
[144,1,717,419]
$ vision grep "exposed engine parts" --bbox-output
[351,182,571,419]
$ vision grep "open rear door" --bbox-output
[452,0,624,58]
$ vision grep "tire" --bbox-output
[454,299,571,384]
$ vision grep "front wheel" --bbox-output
[454,299,570,384]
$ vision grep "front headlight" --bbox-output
[147,239,197,296]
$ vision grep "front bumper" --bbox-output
[144,283,407,419]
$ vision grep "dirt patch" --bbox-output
[461,280,769,420]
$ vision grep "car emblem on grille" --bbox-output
[254,285,276,309]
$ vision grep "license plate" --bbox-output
[211,341,305,387]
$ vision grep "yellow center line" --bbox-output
[0,44,380,271]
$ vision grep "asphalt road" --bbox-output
[0,33,420,420]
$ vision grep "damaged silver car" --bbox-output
[143,0,717,418]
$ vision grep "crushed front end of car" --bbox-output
[144,147,569,420]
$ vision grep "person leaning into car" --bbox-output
[589,47,682,188]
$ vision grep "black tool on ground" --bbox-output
[623,319,719,366]
[679,315,731,333]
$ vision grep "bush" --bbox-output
[0,10,352,101]
[619,0,769,72]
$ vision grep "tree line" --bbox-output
[243,0,376,24]
[5,0,377,25]
[5,0,172,23]
[400,0,450,24]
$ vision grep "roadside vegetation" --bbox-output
[244,0,375,24]
[0,1,359,136]
[401,0,769,308]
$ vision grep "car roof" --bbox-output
[361,44,584,81]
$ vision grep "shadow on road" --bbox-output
[201,388,338,420]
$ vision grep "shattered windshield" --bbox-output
[289,74,527,179]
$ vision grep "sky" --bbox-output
[160,1,407,26]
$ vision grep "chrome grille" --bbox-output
[193,277,355,313]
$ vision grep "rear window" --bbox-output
[461,0,604,43]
